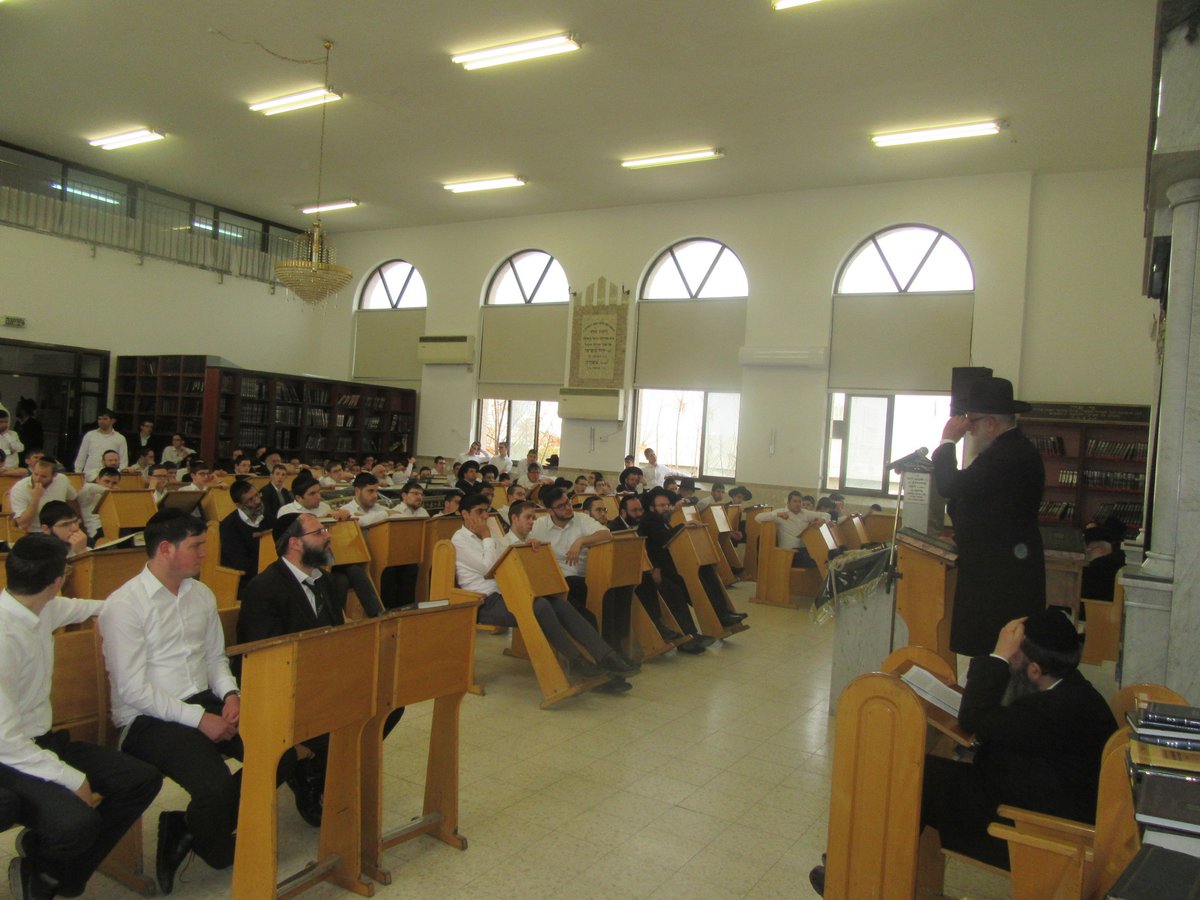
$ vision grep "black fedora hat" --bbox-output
[965,376,1031,415]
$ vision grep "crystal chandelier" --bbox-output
[274,41,352,304]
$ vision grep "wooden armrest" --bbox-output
[996,805,1095,842]
[987,823,1094,860]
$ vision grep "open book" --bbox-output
[900,665,962,717]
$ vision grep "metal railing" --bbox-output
[0,161,303,285]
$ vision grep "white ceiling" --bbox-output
[0,0,1159,234]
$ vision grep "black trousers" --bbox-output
[600,586,634,647]
[332,563,384,617]
[477,592,612,663]
[564,575,598,628]
[920,754,1010,870]
[0,731,162,894]
[380,564,420,610]
[121,691,260,870]
[639,572,698,635]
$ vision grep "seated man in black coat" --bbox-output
[238,513,402,827]
[218,479,272,597]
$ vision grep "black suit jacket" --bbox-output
[609,518,634,532]
[260,483,294,521]
[238,559,346,645]
[932,428,1046,655]
[958,655,1117,824]
[219,509,272,579]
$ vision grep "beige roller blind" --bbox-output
[634,298,745,390]
[352,309,425,381]
[475,383,561,401]
[829,293,973,392]
[478,304,569,385]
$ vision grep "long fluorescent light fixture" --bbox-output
[87,129,164,150]
[443,176,525,194]
[299,199,359,214]
[49,182,122,204]
[621,149,724,169]
[451,34,580,70]
[872,121,1002,147]
[249,87,342,116]
[774,0,826,8]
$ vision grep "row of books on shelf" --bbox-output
[336,413,356,428]
[241,401,267,425]
[1037,500,1075,520]
[241,378,267,400]
[1031,435,1067,455]
[1084,469,1146,492]
[274,406,301,426]
[1086,438,1148,460]
[335,393,389,410]
[184,379,206,394]
[275,382,302,403]
[1095,502,1142,530]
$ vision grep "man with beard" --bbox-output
[808,609,1115,894]
[932,376,1045,658]
[219,479,272,597]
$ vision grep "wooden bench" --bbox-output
[64,546,147,599]
[752,521,822,607]
[666,522,749,639]
[1081,583,1124,666]
[674,505,736,586]
[738,503,771,581]
[416,516,466,603]
[428,539,486,695]
[585,531,683,662]
[200,519,248,605]
[363,516,425,597]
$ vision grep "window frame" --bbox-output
[485,249,570,306]
[358,258,428,310]
[477,398,563,462]
[641,237,749,301]
[630,387,740,481]
[835,223,974,295]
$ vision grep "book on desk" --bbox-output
[1129,703,1200,751]
[900,665,962,716]
[1105,843,1200,898]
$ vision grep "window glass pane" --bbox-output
[533,259,569,304]
[844,396,889,490]
[672,241,720,296]
[636,388,703,473]
[826,437,843,490]
[837,242,896,293]
[908,236,974,292]
[887,394,953,492]
[509,401,537,459]
[698,248,750,298]
[703,392,740,477]
[488,261,526,305]
[217,211,262,243]
[831,392,846,421]
[537,401,562,459]
[62,168,128,211]
[487,250,568,304]
[874,227,938,290]
[643,254,690,299]
[511,251,550,301]
[479,399,509,452]
[360,260,428,310]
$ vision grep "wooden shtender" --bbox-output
[488,543,611,708]
[113,473,147,491]
[200,488,235,523]
[64,546,146,599]
[893,530,957,669]
[229,618,382,898]
[879,647,972,751]
[673,506,736,586]
[363,517,426,595]
[738,503,770,581]
[360,594,481,883]
[258,519,371,572]
[752,520,821,608]
[665,522,748,639]
[586,532,683,662]
[96,489,158,542]
[415,516,464,603]
[701,504,741,582]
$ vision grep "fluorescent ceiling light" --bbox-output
[49,182,122,204]
[299,199,359,214]
[249,87,342,116]
[872,121,1002,147]
[774,0,826,8]
[87,129,164,150]
[621,149,724,169]
[451,34,580,70]
[443,176,526,194]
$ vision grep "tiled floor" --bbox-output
[6,583,1034,898]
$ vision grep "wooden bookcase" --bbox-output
[114,355,416,464]
[1020,402,1151,537]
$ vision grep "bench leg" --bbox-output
[98,819,156,897]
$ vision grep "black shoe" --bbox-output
[14,828,32,858]
[9,858,54,900]
[677,638,707,654]
[286,757,324,828]
[808,863,825,896]
[691,633,716,647]
[599,652,640,678]
[719,613,747,627]
[654,621,683,642]
[572,656,607,679]
[593,677,633,694]
[156,811,193,895]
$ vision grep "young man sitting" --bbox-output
[37,501,89,558]
[529,487,614,627]
[76,466,121,544]
[219,479,272,596]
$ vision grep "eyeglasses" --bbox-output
[301,527,330,536]
[967,415,994,425]
[551,501,571,511]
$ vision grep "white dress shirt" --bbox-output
[341,498,389,528]
[530,513,605,577]
[755,507,831,551]
[100,567,238,731]
[237,507,265,529]
[77,482,109,538]
[393,504,430,519]
[8,473,78,531]
[451,526,503,595]
[642,461,681,490]
[487,454,512,475]
[160,445,192,466]
[0,429,24,460]
[277,499,333,518]
[74,429,128,474]
[0,590,103,790]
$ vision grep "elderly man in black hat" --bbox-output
[808,610,1117,893]
[932,376,1046,657]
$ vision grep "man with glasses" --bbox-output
[933,376,1045,658]
[530,487,614,626]
[219,479,272,596]
[37,501,88,558]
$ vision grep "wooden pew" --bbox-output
[200,519,247,605]
[1081,583,1123,666]
[489,543,612,708]
[701,504,741,580]
[753,521,822,607]
[199,487,235,523]
[415,516,465,603]
[363,516,426,596]
[258,518,370,572]
[666,522,749,639]
[229,619,381,898]
[491,485,508,508]
[360,594,481,883]
[0,473,22,513]
[739,503,771,581]
[674,505,735,586]
[112,473,147,491]
[65,546,146,599]
[585,532,681,662]
[96,489,158,542]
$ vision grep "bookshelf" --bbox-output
[114,355,416,464]
[1021,402,1151,537]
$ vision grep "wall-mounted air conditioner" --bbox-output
[558,387,624,421]
[417,335,475,365]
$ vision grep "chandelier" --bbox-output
[274,40,352,304]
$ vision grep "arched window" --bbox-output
[358,259,428,309]
[486,249,569,305]
[642,238,748,299]
[836,225,973,294]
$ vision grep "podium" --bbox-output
[666,522,748,639]
[489,543,611,708]
[739,503,771,581]
[96,490,158,542]
[701,505,741,582]
[893,529,957,669]
[363,517,426,594]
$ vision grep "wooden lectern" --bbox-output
[363,517,426,594]
[230,619,381,898]
[489,543,612,708]
[360,593,481,883]
[666,522,749,639]
[258,519,370,573]
[893,529,957,669]
[701,504,741,584]
[739,503,771,581]
[96,490,158,542]
[64,546,146,599]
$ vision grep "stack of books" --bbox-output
[1127,703,1200,862]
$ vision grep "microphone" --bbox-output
[887,447,929,473]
